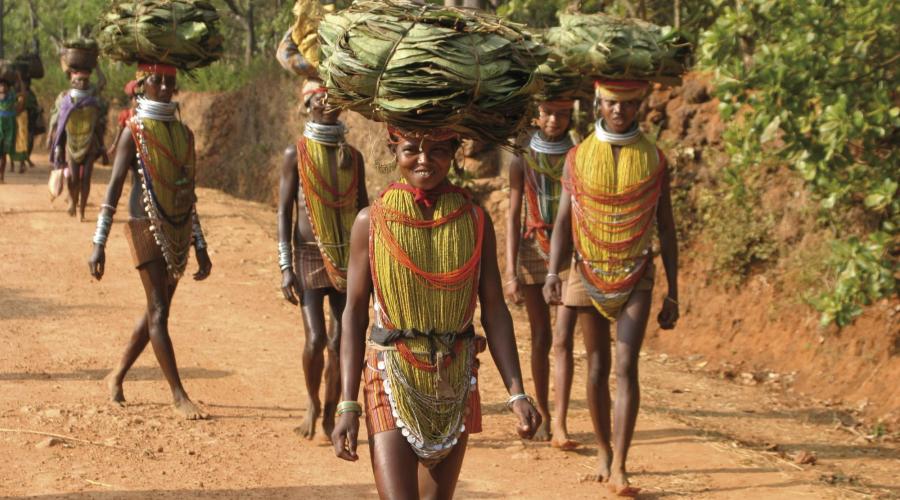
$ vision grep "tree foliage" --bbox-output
[700,0,899,325]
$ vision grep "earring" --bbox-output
[375,160,397,174]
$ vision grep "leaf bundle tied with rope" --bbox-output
[316,0,548,144]
[97,0,224,71]
[545,13,692,85]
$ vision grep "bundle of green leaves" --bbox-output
[533,44,593,102]
[545,13,691,85]
[97,0,224,71]
[317,0,547,144]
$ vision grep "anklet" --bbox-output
[506,393,534,411]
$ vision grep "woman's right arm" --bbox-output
[504,155,525,304]
[278,146,300,304]
[332,208,373,461]
[88,127,136,280]
[543,181,573,306]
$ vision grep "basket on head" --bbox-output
[15,53,44,80]
[62,38,100,72]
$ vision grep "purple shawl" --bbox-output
[50,91,100,166]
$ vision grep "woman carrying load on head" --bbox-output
[544,79,680,497]
[275,6,368,439]
[48,66,106,220]
[11,64,37,174]
[88,62,212,420]
[320,2,545,494]
[505,97,581,448]
[0,71,25,183]
[333,124,541,498]
[277,77,368,440]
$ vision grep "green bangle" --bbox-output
[336,400,362,416]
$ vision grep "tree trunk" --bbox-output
[444,0,461,6]
[462,0,485,8]
[674,0,681,29]
[0,0,5,59]
[29,0,40,53]
[244,3,256,65]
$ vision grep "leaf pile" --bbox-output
[545,13,691,85]
[534,38,592,102]
[290,0,327,70]
[97,0,224,71]
[317,0,547,143]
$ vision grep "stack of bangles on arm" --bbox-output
[506,393,534,411]
[191,211,207,250]
[92,204,116,246]
[545,272,559,281]
[336,400,362,416]
[278,241,292,272]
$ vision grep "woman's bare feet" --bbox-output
[550,422,579,450]
[105,373,126,406]
[581,446,612,482]
[607,468,640,497]
[532,412,552,441]
[173,397,207,420]
[321,401,336,443]
[293,400,320,440]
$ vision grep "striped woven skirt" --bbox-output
[363,348,483,438]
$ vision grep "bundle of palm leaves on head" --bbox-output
[545,13,691,85]
[97,0,224,71]
[317,0,548,144]
[534,42,593,102]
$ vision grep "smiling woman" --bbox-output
[316,2,546,496]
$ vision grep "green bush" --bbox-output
[812,233,897,327]
[699,0,899,325]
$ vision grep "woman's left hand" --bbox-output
[194,247,212,281]
[511,398,542,440]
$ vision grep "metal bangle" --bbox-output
[545,272,560,281]
[504,277,518,287]
[278,241,293,272]
[665,296,679,306]
[336,400,362,416]
[92,213,113,246]
[100,203,117,214]
[191,211,207,250]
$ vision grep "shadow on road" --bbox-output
[0,366,232,382]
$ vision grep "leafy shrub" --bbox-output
[699,0,899,325]
[812,233,897,327]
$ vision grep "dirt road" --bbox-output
[1,161,897,499]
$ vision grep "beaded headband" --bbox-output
[594,79,650,101]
